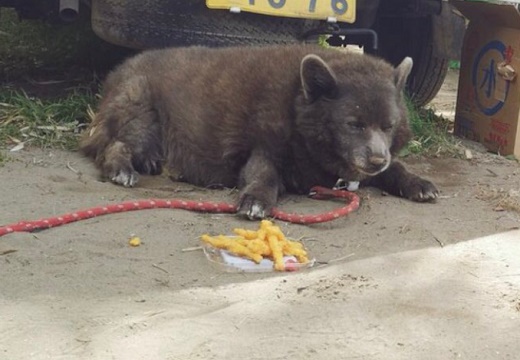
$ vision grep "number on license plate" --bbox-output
[257,0,349,16]
[207,0,356,23]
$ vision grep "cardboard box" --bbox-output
[452,1,520,157]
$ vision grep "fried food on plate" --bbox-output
[201,220,310,271]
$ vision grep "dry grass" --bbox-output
[475,185,520,213]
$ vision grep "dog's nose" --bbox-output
[369,156,388,166]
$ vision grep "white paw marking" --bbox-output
[424,191,438,200]
[247,204,265,220]
[111,171,138,187]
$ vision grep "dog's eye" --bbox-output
[348,121,366,131]
[382,124,393,131]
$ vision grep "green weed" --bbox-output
[0,89,96,150]
[402,100,460,157]
[449,60,461,70]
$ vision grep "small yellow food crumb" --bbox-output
[129,236,141,247]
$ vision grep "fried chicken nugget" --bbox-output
[283,243,309,263]
[267,234,285,271]
[256,228,267,242]
[260,219,274,229]
[201,234,263,263]
[266,225,286,242]
[244,239,271,256]
[282,241,305,253]
[232,228,258,240]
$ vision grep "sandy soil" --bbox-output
[1,69,520,359]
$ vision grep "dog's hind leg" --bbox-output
[80,76,163,187]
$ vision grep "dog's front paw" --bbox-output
[237,195,268,220]
[401,177,439,202]
[110,169,139,187]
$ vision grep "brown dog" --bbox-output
[80,45,438,219]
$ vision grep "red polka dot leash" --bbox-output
[0,186,359,237]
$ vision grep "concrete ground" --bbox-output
[1,229,519,359]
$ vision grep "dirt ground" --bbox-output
[1,69,520,359]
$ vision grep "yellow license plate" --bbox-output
[206,0,356,23]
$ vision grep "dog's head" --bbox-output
[296,52,413,180]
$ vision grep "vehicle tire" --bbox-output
[91,0,318,49]
[373,16,448,106]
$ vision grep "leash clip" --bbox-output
[333,178,360,191]
[333,178,347,190]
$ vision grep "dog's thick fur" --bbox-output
[81,45,438,219]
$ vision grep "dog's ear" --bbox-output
[300,54,338,101]
[394,57,413,92]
